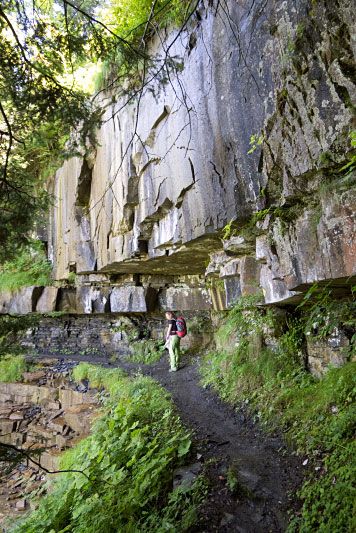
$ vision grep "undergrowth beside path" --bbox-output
[200,295,356,532]
[10,365,205,533]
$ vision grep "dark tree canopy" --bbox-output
[0,0,108,261]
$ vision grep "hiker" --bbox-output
[165,311,180,372]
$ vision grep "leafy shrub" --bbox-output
[0,241,52,291]
[200,295,356,532]
[0,355,26,382]
[128,339,166,364]
[12,366,204,532]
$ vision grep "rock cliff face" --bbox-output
[2,0,356,373]
[46,0,356,304]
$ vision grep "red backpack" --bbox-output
[176,317,187,338]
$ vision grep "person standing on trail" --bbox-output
[165,311,180,372]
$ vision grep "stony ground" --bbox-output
[0,360,98,530]
[27,351,304,533]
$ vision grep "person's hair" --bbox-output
[165,311,174,318]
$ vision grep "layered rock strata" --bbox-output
[0,360,99,526]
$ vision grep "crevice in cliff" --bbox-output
[75,159,92,209]
[209,160,225,192]
[138,157,161,177]
[31,287,44,312]
[176,158,196,208]
[144,105,170,148]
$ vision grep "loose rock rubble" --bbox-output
[0,359,100,530]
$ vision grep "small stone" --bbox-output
[9,412,24,420]
[22,371,46,382]
[47,401,61,410]
[220,513,235,527]
[15,500,26,509]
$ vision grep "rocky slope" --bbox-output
[0,359,99,527]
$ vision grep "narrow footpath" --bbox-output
[37,353,304,532]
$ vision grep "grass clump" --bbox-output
[12,365,204,533]
[200,295,356,532]
[0,355,26,382]
[127,339,166,364]
[73,363,126,393]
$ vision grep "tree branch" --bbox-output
[0,101,13,183]
[61,0,147,59]
[0,441,113,486]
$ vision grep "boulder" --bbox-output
[22,371,46,382]
[36,287,58,313]
[158,287,211,311]
[64,404,96,433]
[110,286,147,312]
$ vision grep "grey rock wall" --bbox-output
[46,0,356,301]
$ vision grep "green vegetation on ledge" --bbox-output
[0,241,52,292]
[200,295,356,532]
[11,365,205,533]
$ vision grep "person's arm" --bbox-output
[166,323,172,341]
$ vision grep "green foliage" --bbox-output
[222,218,234,240]
[200,295,356,532]
[110,324,140,341]
[12,366,204,532]
[67,272,76,285]
[0,354,26,382]
[250,207,272,226]
[186,316,208,334]
[285,364,356,533]
[249,203,304,236]
[106,0,190,44]
[128,339,166,364]
[72,364,126,393]
[226,464,240,494]
[338,131,356,179]
[80,347,100,356]
[297,282,356,357]
[247,132,264,154]
[0,241,52,291]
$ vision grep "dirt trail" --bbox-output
[36,353,303,532]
